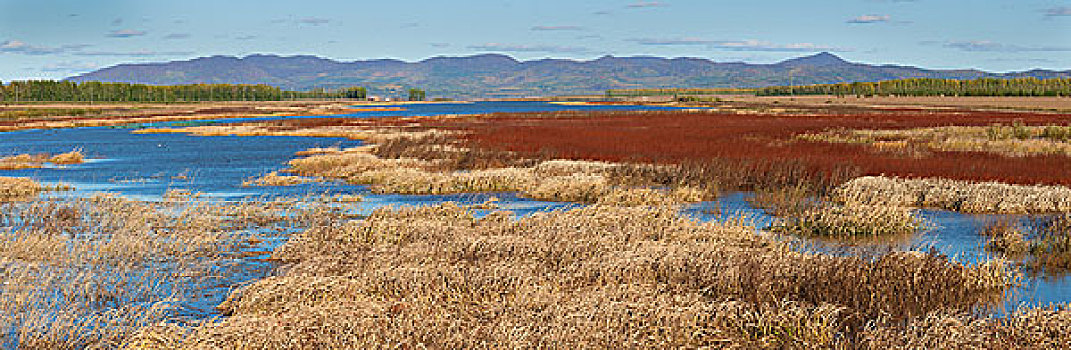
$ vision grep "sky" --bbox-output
[0,0,1068,81]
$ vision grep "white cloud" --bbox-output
[936,40,1071,52]
[41,61,99,73]
[532,25,584,31]
[0,40,88,55]
[468,43,590,53]
[626,1,668,8]
[628,38,844,51]
[107,29,147,38]
[298,17,330,25]
[74,50,194,57]
[847,14,891,23]
[1044,6,1071,16]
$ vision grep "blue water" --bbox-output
[1,101,1067,311]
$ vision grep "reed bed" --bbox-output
[241,172,315,187]
[774,204,927,237]
[984,215,1071,272]
[800,124,1071,157]
[126,203,1021,348]
[285,149,709,205]
[48,150,85,165]
[0,194,347,348]
[0,177,44,201]
[835,176,1071,214]
[858,306,1071,348]
[0,150,85,169]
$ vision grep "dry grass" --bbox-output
[241,171,315,187]
[48,150,85,165]
[126,203,1019,348]
[987,215,1071,272]
[283,145,711,205]
[0,101,402,133]
[858,306,1071,348]
[835,176,1071,214]
[980,220,1031,256]
[801,124,1071,157]
[0,193,349,348]
[0,150,86,169]
[774,204,927,237]
[721,95,1071,112]
[0,176,44,201]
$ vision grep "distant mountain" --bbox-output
[67,52,1071,98]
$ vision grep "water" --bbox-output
[1,100,1067,312]
[1,102,687,201]
[686,193,1071,310]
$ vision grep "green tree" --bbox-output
[408,88,426,102]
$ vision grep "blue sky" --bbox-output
[0,0,1068,80]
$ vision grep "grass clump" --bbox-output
[285,147,710,205]
[242,171,315,187]
[0,176,44,201]
[803,123,1071,157]
[47,149,85,165]
[775,203,926,237]
[980,220,1031,255]
[129,203,1018,348]
[0,149,86,169]
[980,215,1071,273]
[835,176,1071,214]
[0,194,344,348]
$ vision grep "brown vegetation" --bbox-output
[0,193,354,348]
[128,203,1019,348]
[800,123,1071,157]
[774,204,927,237]
[0,101,403,133]
[983,215,1071,272]
[835,176,1071,214]
[0,176,43,201]
[0,150,86,169]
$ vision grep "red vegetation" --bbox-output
[435,109,1071,186]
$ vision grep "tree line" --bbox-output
[756,77,1071,97]
[605,88,756,98]
[0,80,368,102]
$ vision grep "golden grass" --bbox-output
[801,124,1071,157]
[0,153,50,170]
[0,149,86,169]
[125,203,1019,348]
[774,203,927,237]
[285,149,710,205]
[985,215,1071,272]
[858,306,1071,348]
[0,102,401,133]
[0,176,44,201]
[241,171,315,187]
[980,220,1031,256]
[47,150,85,165]
[0,193,355,348]
[835,176,1071,214]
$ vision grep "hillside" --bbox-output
[68,52,1071,98]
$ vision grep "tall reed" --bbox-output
[132,203,1017,348]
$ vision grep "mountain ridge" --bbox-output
[68,52,1071,98]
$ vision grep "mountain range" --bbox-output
[67,52,1071,98]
